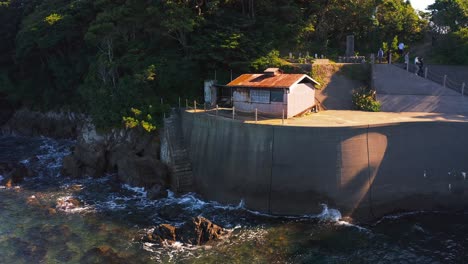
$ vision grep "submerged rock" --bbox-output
[56,197,83,210]
[80,245,127,264]
[146,216,227,246]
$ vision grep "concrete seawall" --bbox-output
[181,111,468,221]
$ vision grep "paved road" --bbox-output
[373,64,468,113]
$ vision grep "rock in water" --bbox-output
[80,245,126,264]
[146,216,227,246]
[177,216,227,245]
[0,161,34,185]
[147,184,167,200]
[56,197,83,211]
[146,224,177,244]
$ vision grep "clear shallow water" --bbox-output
[0,136,467,263]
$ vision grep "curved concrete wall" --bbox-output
[181,111,468,220]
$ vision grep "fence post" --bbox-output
[282,109,285,125]
[194,100,197,112]
[232,107,235,120]
[216,105,219,116]
[462,83,466,96]
[178,97,181,109]
[443,75,447,88]
[255,108,258,123]
[424,67,428,78]
[389,53,392,64]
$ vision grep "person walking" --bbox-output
[386,49,391,64]
[377,48,384,63]
[414,56,420,75]
[404,52,409,70]
[418,57,424,76]
[398,42,405,55]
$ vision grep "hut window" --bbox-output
[270,90,284,102]
[250,89,270,103]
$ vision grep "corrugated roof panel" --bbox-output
[227,74,317,89]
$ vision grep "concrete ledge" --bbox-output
[182,110,468,222]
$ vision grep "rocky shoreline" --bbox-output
[0,107,170,199]
[0,107,231,247]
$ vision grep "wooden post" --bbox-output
[389,53,392,64]
[443,75,447,88]
[232,107,235,120]
[424,67,428,78]
[282,109,285,125]
[194,100,197,112]
[462,83,465,96]
[216,105,219,116]
[255,108,258,123]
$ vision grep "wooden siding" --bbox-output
[233,88,286,116]
[287,83,315,118]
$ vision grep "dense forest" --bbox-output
[0,0,466,128]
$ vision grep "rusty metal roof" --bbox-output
[226,73,320,89]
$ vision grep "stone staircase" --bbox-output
[162,109,194,193]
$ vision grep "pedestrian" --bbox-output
[398,42,405,55]
[418,57,424,76]
[414,56,420,75]
[386,49,391,64]
[404,52,409,69]
[377,48,384,63]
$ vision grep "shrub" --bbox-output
[352,87,381,112]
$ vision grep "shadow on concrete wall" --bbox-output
[181,111,468,221]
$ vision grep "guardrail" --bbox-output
[400,62,466,95]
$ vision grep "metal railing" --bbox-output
[399,62,466,95]
[183,99,321,125]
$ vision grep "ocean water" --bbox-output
[0,135,467,263]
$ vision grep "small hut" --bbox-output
[226,68,320,118]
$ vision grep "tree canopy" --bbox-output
[0,0,434,128]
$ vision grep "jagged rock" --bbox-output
[1,108,84,138]
[0,92,14,126]
[80,245,126,264]
[56,197,83,210]
[145,224,177,244]
[61,155,82,178]
[0,161,34,185]
[61,123,170,194]
[117,156,168,188]
[147,184,168,200]
[146,217,227,246]
[177,216,227,245]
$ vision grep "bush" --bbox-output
[352,87,381,112]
